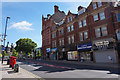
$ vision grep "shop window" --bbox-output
[94,14,98,21]
[83,19,87,26]
[100,11,105,20]
[93,3,97,9]
[68,26,70,32]
[95,27,101,38]
[98,1,102,7]
[80,33,83,41]
[84,31,88,40]
[71,35,74,43]
[71,25,74,31]
[116,13,120,22]
[79,21,82,28]
[101,26,108,36]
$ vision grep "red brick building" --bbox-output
[41,1,120,63]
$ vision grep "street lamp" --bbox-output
[2,17,10,64]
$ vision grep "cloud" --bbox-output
[9,21,34,31]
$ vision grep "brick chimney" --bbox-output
[54,5,59,13]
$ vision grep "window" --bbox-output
[94,14,98,21]
[52,33,54,38]
[84,31,88,40]
[93,3,97,9]
[70,17,72,21]
[95,28,101,38]
[52,32,56,38]
[117,30,120,41]
[100,11,105,20]
[67,18,69,22]
[59,39,61,46]
[71,25,74,31]
[116,13,120,22]
[80,33,83,41]
[61,28,63,35]
[101,26,108,36]
[62,39,64,45]
[52,41,56,48]
[68,36,71,44]
[98,1,102,7]
[79,21,82,28]
[55,41,56,47]
[83,19,87,26]
[71,35,74,43]
[68,26,70,32]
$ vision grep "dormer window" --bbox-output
[98,1,102,7]
[93,3,97,9]
[78,9,86,15]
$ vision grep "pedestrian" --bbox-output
[108,55,113,63]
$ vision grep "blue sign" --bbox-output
[77,43,92,50]
[2,47,6,50]
[51,48,57,52]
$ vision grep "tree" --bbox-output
[37,50,41,58]
[15,38,37,57]
[11,49,18,57]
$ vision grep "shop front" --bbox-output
[77,43,93,62]
[93,38,117,63]
[66,45,78,60]
[50,48,57,60]
[58,47,67,60]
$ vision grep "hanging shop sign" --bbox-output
[46,48,50,53]
[77,43,92,50]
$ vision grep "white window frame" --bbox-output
[98,1,102,7]
[100,11,105,20]
[83,19,87,26]
[101,26,108,36]
[94,14,98,21]
[62,39,64,45]
[80,33,83,41]
[68,26,70,32]
[95,27,101,38]
[71,35,74,43]
[59,39,61,46]
[84,31,88,40]
[93,3,97,9]
[71,25,74,31]
[68,36,71,44]
[79,21,82,28]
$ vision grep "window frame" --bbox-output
[100,11,105,20]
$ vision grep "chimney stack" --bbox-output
[54,5,59,13]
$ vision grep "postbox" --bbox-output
[10,56,14,67]
[12,57,16,69]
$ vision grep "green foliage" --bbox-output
[11,49,18,57]
[36,50,41,57]
[4,51,9,56]
[15,38,37,54]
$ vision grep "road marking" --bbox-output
[20,67,42,78]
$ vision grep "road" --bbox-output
[17,59,119,79]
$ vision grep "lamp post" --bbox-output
[2,17,10,64]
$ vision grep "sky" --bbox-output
[1,2,91,47]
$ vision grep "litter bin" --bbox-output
[14,64,19,72]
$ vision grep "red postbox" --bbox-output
[12,57,16,69]
[10,56,14,67]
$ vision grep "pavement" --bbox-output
[1,61,41,79]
